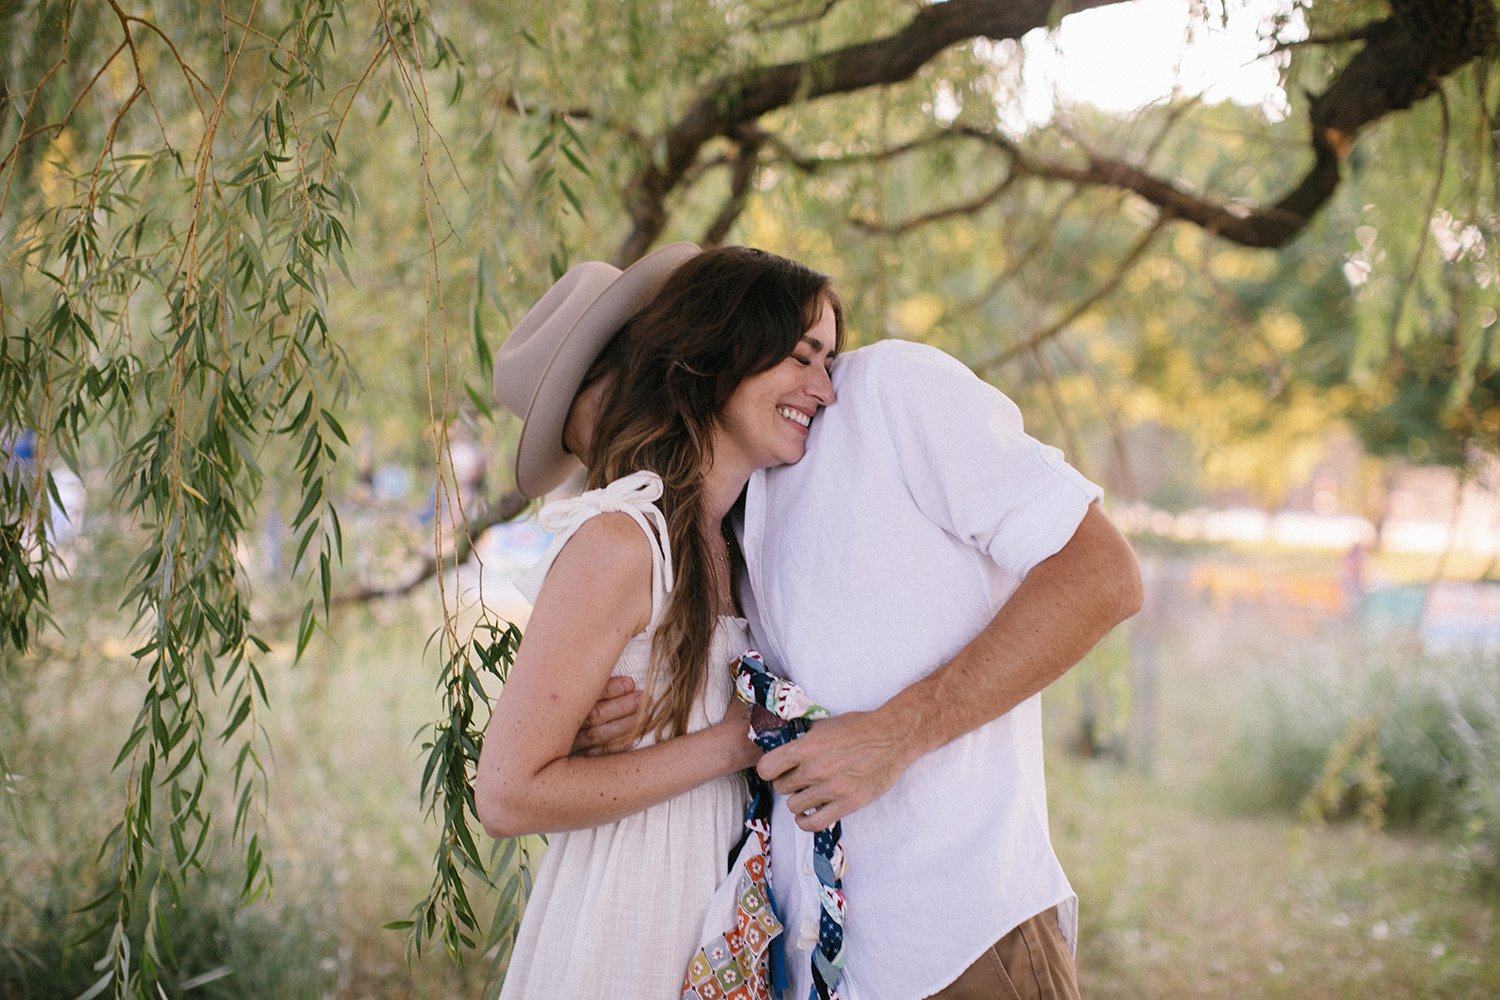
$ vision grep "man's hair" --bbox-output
[583,245,844,739]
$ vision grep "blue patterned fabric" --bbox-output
[734,651,846,1000]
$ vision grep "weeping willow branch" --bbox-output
[0,3,441,994]
[1391,86,1453,347]
[974,217,1167,375]
[850,172,1019,235]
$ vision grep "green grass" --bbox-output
[4,562,1498,999]
[1045,609,1500,999]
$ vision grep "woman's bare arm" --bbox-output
[475,513,757,838]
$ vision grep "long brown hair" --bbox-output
[583,246,844,739]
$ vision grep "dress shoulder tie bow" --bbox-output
[517,470,673,605]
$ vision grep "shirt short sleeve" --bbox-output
[859,340,1102,578]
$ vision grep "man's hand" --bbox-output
[755,507,1141,833]
[570,675,644,756]
[755,710,914,831]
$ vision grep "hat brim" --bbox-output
[512,242,701,498]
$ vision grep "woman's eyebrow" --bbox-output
[800,334,829,353]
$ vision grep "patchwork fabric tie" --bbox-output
[682,652,846,1000]
[737,651,847,1000]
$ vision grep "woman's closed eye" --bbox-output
[792,354,835,377]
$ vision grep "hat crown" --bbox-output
[493,261,622,418]
[489,243,702,498]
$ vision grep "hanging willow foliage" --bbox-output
[0,2,565,994]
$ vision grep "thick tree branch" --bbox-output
[995,1,1495,249]
[972,123,1322,248]
[263,490,531,624]
[619,0,1125,263]
[702,128,767,245]
[624,0,1494,264]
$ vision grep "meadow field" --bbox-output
[3,547,1497,999]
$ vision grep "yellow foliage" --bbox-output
[1140,314,1171,346]
[1260,311,1307,353]
[36,130,76,209]
[106,50,135,100]
[1197,390,1350,506]
[1171,224,1204,259]
[892,294,945,338]
[1085,334,1132,369]
[1209,249,1275,282]
[743,199,838,269]
[1070,311,1106,338]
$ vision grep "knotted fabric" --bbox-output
[516,470,672,618]
[682,651,846,1000]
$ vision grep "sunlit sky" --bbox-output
[1011,0,1304,124]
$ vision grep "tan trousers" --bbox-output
[926,908,1081,1000]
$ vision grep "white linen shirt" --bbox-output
[737,340,1102,1000]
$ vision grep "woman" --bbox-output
[477,244,843,998]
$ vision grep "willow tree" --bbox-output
[0,2,544,992]
[2,0,1496,995]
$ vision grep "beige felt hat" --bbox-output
[493,242,701,498]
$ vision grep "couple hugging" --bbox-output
[477,243,1143,1000]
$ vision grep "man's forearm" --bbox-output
[758,503,1143,830]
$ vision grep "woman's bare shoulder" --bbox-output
[539,511,654,625]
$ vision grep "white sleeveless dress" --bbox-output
[499,471,751,1000]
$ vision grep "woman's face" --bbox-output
[715,301,838,474]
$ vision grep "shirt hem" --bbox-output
[907,890,1080,1000]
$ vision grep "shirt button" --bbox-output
[797,922,818,949]
[803,863,813,876]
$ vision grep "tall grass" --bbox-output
[1240,642,1500,889]
[0,857,339,999]
[0,595,496,999]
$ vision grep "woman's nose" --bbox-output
[808,366,835,405]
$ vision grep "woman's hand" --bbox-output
[714,699,761,772]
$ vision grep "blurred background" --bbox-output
[2,0,1498,996]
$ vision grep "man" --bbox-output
[730,338,1140,1000]
[498,244,1142,1000]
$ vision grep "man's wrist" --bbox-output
[877,678,951,764]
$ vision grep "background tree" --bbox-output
[2,0,1497,994]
